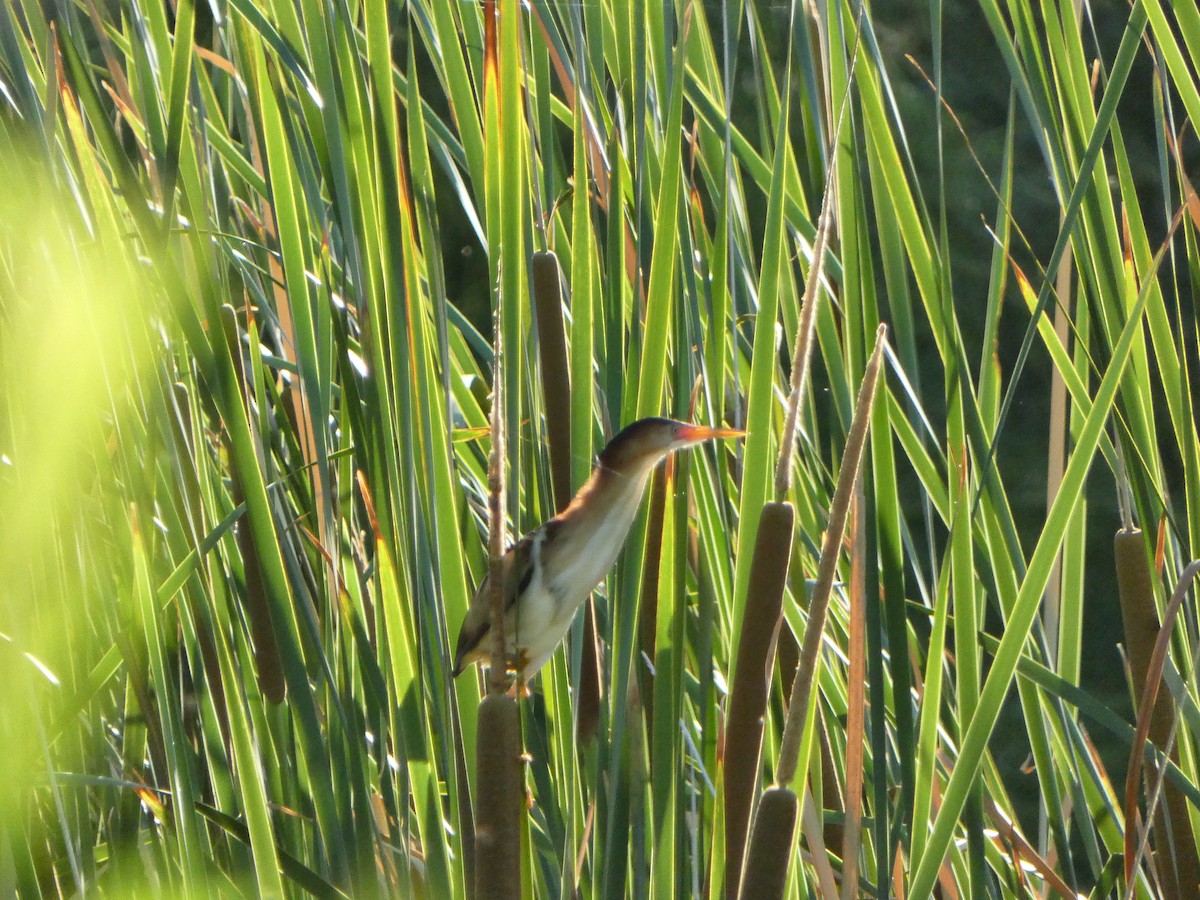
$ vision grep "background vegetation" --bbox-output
[2,0,1200,896]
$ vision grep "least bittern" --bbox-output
[453,417,744,682]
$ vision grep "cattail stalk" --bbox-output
[221,305,285,704]
[738,326,886,900]
[1117,533,1200,898]
[739,31,864,897]
[723,501,795,897]
[473,303,521,900]
[531,252,572,509]
[474,694,522,900]
[532,250,603,740]
[727,127,838,897]
[737,787,797,899]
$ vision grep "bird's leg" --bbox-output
[503,648,532,698]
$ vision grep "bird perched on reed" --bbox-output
[453,417,744,682]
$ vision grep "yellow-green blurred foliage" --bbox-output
[0,148,158,841]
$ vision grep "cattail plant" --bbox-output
[724,104,845,896]
[9,0,1200,896]
[222,305,286,705]
[722,499,794,897]
[473,314,522,900]
[739,325,887,899]
[531,251,603,741]
[532,252,573,510]
[1117,530,1200,899]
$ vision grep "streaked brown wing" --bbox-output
[451,536,536,675]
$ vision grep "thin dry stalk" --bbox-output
[840,480,866,900]
[982,795,1079,900]
[487,308,508,692]
[776,324,887,788]
[773,10,862,499]
[774,177,836,499]
[1040,0,1087,684]
[800,784,839,898]
[1040,219,1072,663]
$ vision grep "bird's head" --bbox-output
[597,417,744,474]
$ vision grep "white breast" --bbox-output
[546,473,648,609]
[507,467,654,679]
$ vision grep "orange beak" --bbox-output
[676,424,746,444]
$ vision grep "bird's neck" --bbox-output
[566,459,657,524]
[541,459,661,599]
